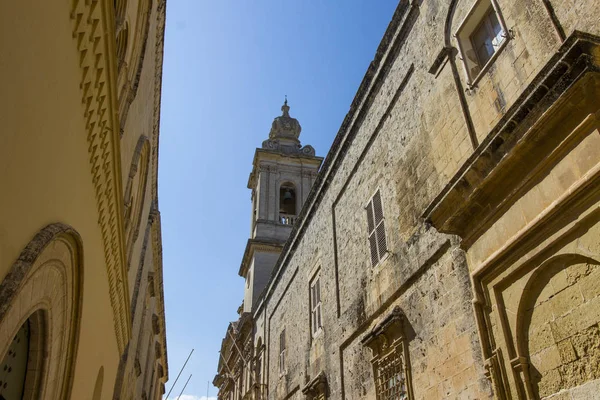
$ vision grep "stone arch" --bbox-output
[93,366,104,400]
[441,0,478,147]
[118,0,153,135]
[444,0,460,47]
[124,135,150,267]
[114,0,128,29]
[516,253,600,399]
[0,223,83,399]
[116,21,129,70]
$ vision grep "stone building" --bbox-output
[215,0,600,399]
[0,1,168,399]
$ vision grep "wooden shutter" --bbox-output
[367,190,387,266]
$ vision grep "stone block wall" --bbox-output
[237,1,600,400]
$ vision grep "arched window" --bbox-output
[279,184,296,225]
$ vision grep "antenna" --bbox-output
[165,348,194,399]
[175,374,192,400]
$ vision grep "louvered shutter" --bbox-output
[316,278,322,329]
[366,200,375,232]
[373,191,383,224]
[376,220,387,258]
[367,190,387,266]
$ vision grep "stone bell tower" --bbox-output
[239,99,323,311]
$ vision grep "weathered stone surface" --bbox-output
[213,1,600,399]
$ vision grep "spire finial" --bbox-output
[281,95,290,116]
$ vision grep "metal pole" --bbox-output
[165,348,194,399]
[227,328,247,364]
[175,374,192,400]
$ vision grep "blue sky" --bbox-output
[159,1,399,398]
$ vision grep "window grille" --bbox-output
[374,348,408,400]
[279,329,286,374]
[362,307,412,400]
[366,190,388,266]
[310,275,322,336]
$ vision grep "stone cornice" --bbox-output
[70,0,132,352]
[150,207,169,382]
[247,149,323,189]
[238,238,285,278]
[150,0,168,383]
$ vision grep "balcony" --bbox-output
[279,214,296,225]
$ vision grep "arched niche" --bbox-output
[117,0,152,134]
[0,223,83,399]
[124,135,150,266]
[516,253,600,399]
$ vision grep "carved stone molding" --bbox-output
[69,0,131,352]
[134,358,142,377]
[302,371,328,400]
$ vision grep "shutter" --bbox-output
[317,304,322,329]
[369,232,378,266]
[315,278,321,304]
[376,220,387,258]
[366,200,375,233]
[373,191,384,224]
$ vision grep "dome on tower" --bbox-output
[261,98,315,156]
[269,98,301,143]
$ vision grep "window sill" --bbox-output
[372,251,391,270]
[466,35,510,88]
[311,328,323,341]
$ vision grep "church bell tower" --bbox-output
[239,99,322,311]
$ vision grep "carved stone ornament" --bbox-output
[361,306,406,353]
[269,99,301,141]
[134,358,142,377]
[302,371,328,400]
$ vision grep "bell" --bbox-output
[282,190,293,203]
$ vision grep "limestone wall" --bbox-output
[250,1,600,399]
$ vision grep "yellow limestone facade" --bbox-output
[0,0,168,399]
[215,1,600,400]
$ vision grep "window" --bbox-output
[310,274,322,336]
[362,307,412,400]
[279,329,286,374]
[455,0,508,84]
[366,190,387,266]
[471,8,503,67]
[375,349,408,400]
